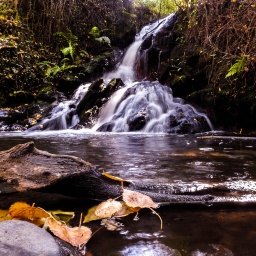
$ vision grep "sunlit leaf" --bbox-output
[84,199,123,223]
[48,217,92,246]
[9,202,50,226]
[83,204,103,223]
[113,202,139,218]
[94,199,123,218]
[122,189,158,209]
[102,170,127,182]
[122,189,163,229]
[0,210,11,222]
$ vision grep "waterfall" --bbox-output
[91,12,213,133]
[104,14,176,83]
[28,84,90,131]
[92,81,213,133]
[30,13,213,133]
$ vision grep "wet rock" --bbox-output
[136,14,177,80]
[127,108,148,131]
[0,220,61,256]
[167,106,210,134]
[77,78,124,127]
[97,122,115,132]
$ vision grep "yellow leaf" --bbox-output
[9,202,50,226]
[0,210,11,222]
[48,218,92,246]
[102,170,126,182]
[122,189,158,209]
[83,205,102,223]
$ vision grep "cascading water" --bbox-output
[103,15,175,83]
[92,81,212,133]
[28,83,90,131]
[91,13,213,133]
[31,13,213,133]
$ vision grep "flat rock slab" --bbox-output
[0,220,61,256]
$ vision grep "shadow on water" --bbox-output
[1,132,256,255]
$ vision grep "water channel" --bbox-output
[1,131,256,255]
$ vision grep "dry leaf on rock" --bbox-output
[94,199,123,218]
[122,189,158,209]
[48,217,92,246]
[9,202,50,226]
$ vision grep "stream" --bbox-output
[1,131,256,255]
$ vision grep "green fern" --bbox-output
[55,30,78,61]
[225,55,247,78]
[38,61,76,78]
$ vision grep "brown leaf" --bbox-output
[122,189,158,209]
[94,199,123,218]
[113,202,139,218]
[9,202,50,226]
[48,218,92,246]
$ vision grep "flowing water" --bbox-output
[31,13,212,134]
[1,131,256,255]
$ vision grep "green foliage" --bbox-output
[90,26,100,38]
[133,0,178,16]
[38,59,76,78]
[225,55,247,78]
[55,30,78,61]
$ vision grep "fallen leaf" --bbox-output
[113,202,139,218]
[0,210,11,222]
[102,170,126,182]
[48,217,92,246]
[83,205,102,223]
[122,189,158,209]
[9,202,50,226]
[94,199,123,218]
[50,210,74,223]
